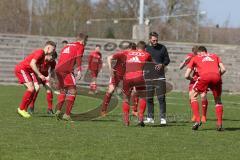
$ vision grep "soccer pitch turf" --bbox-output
[0,85,239,160]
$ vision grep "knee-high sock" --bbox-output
[138,98,146,122]
[201,99,208,117]
[46,91,53,110]
[19,90,34,111]
[101,92,112,111]
[122,101,130,123]
[131,94,139,112]
[29,90,39,109]
[56,92,66,111]
[215,104,223,125]
[65,95,76,115]
[191,100,200,123]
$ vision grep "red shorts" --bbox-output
[193,74,222,97]
[109,72,123,87]
[56,72,76,88]
[122,76,146,97]
[15,65,35,84]
[90,70,99,78]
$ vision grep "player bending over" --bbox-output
[185,46,226,131]
[111,41,152,126]
[55,33,88,121]
[180,46,208,123]
[100,42,137,116]
[14,41,56,118]
[28,51,58,115]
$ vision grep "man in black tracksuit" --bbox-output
[144,32,170,125]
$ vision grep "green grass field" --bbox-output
[0,85,240,160]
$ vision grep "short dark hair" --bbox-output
[192,45,198,53]
[197,46,207,52]
[149,32,159,39]
[45,41,56,48]
[62,40,68,44]
[137,41,146,50]
[76,33,88,41]
[128,42,137,50]
[96,44,101,49]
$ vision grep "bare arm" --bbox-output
[185,68,193,81]
[219,63,226,75]
[179,57,191,70]
[107,55,113,72]
[30,59,45,80]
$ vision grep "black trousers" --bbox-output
[146,79,166,119]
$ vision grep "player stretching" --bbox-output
[185,46,226,131]
[55,33,88,121]
[15,41,56,118]
[28,51,57,115]
[88,45,102,94]
[110,41,152,126]
[180,46,208,123]
[101,42,137,116]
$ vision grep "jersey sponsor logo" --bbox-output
[202,56,214,62]
[129,52,145,56]
[128,56,141,63]
[62,47,70,54]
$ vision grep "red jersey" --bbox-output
[56,42,84,73]
[185,53,199,80]
[113,50,152,80]
[18,49,45,73]
[112,50,127,77]
[188,52,222,78]
[88,51,102,71]
[39,60,56,77]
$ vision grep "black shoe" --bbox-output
[28,108,34,115]
[192,122,202,130]
[216,125,224,131]
[137,121,145,127]
[47,109,54,115]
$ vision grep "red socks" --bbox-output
[56,93,66,111]
[19,90,34,111]
[122,101,130,124]
[201,99,208,117]
[191,100,200,123]
[29,90,39,109]
[131,94,139,112]
[46,92,53,110]
[138,98,146,122]
[101,92,112,111]
[65,95,76,115]
[215,104,223,125]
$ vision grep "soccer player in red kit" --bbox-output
[185,46,226,131]
[55,33,88,121]
[111,41,152,126]
[101,42,137,116]
[88,45,102,94]
[14,41,56,118]
[180,46,208,123]
[28,51,57,115]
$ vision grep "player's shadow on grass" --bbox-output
[201,127,240,132]
[205,118,240,122]
[148,123,187,128]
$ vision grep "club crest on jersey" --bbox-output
[202,56,214,62]
[128,56,141,63]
